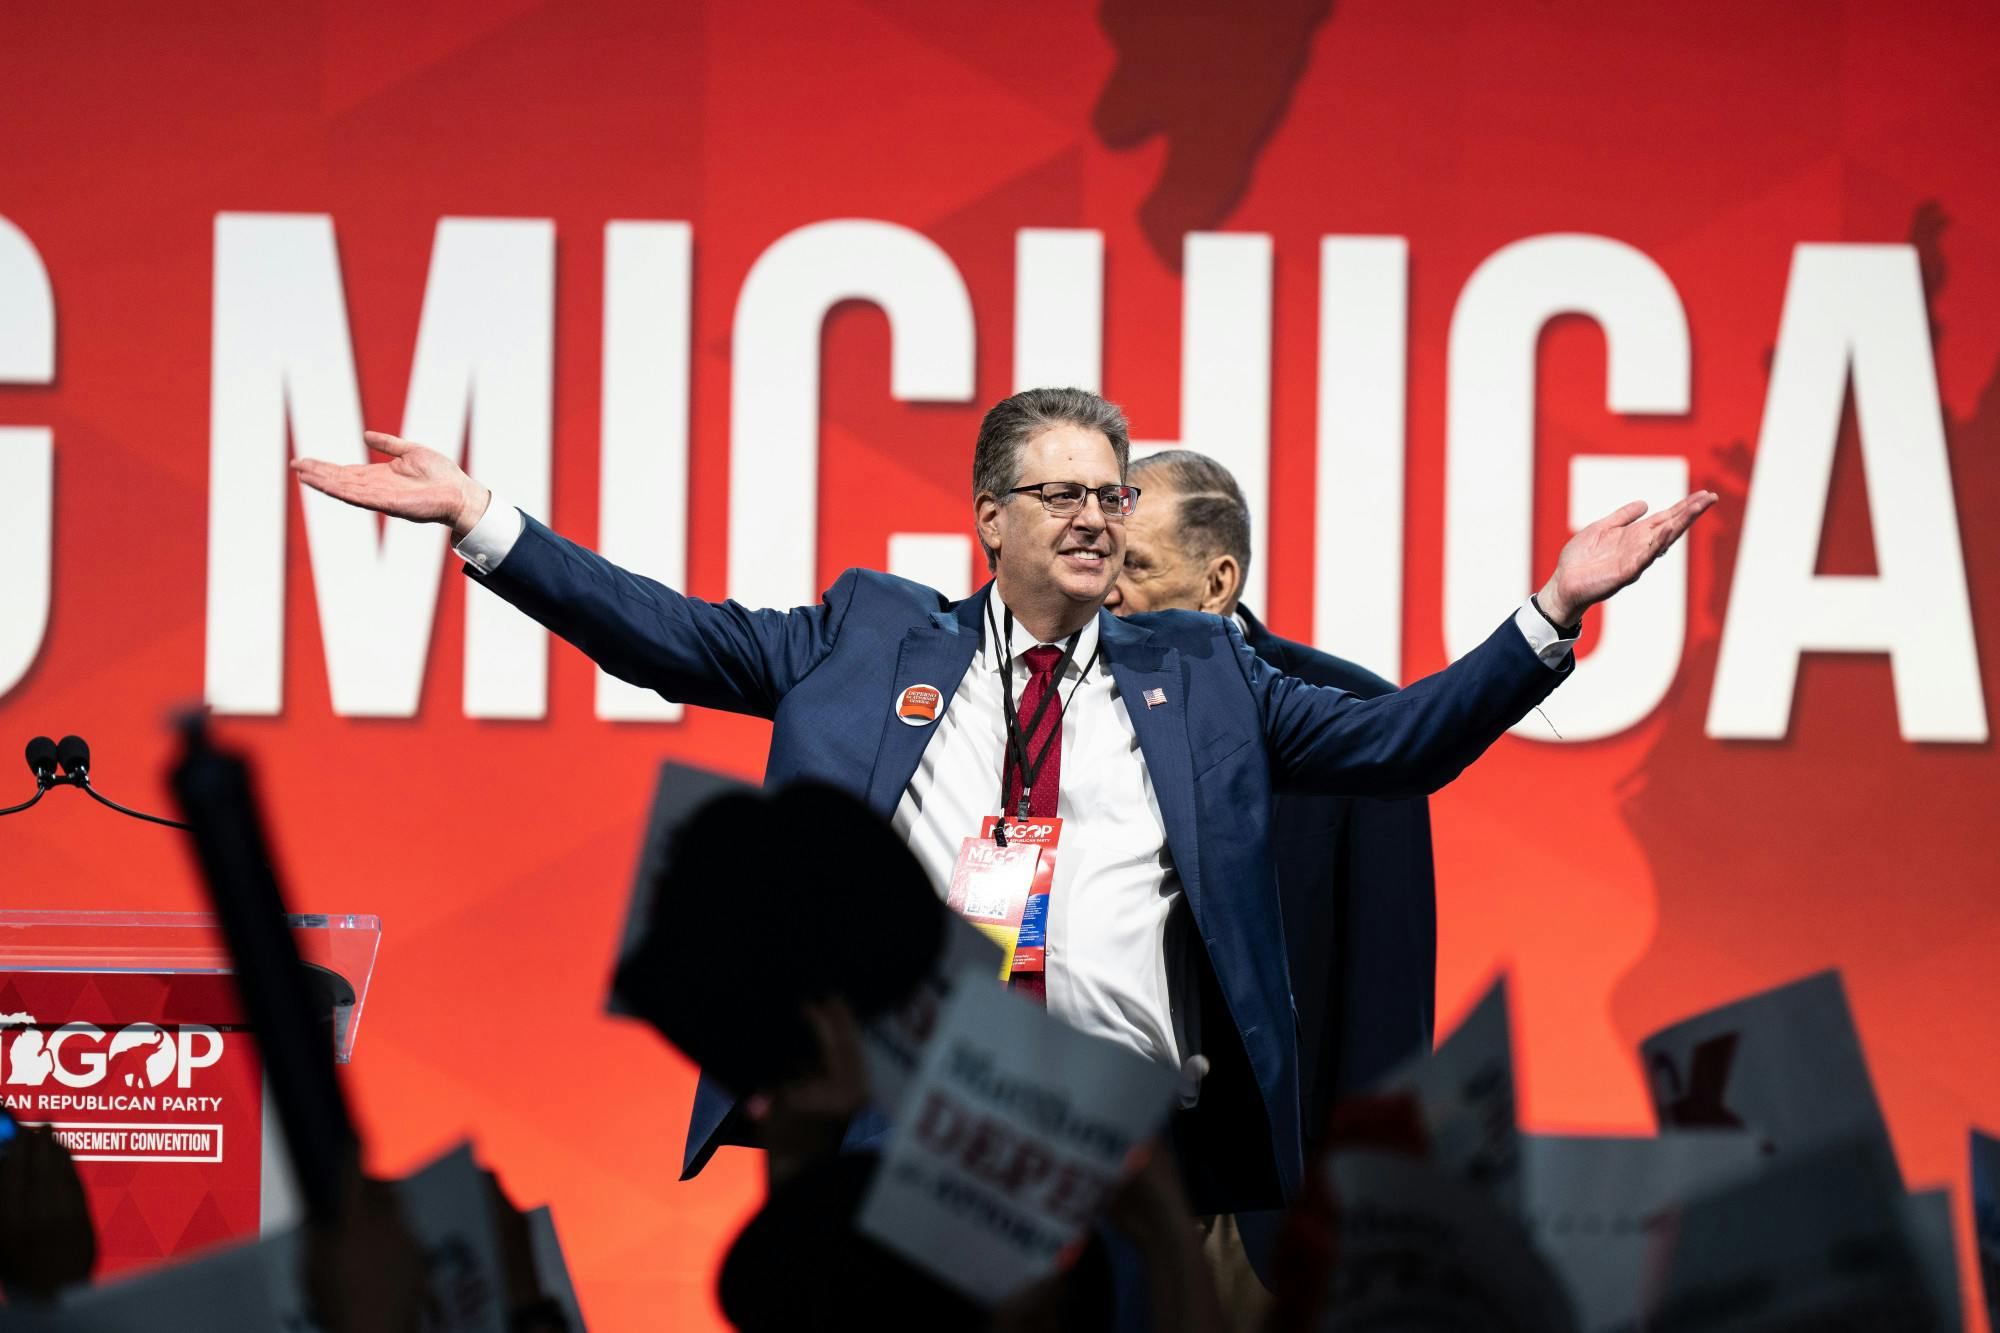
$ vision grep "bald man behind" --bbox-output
[1107,450,1436,1299]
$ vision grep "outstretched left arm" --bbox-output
[1255,490,1718,795]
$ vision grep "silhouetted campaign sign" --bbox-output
[1376,977,1520,1205]
[1651,1141,1955,1332]
[35,1140,555,1333]
[1519,1132,1760,1333]
[1974,1129,2000,1333]
[856,976,1176,1305]
[1640,970,1898,1187]
[1282,967,1971,1330]
[1322,1150,1579,1332]
[606,759,751,1019]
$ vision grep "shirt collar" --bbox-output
[981,598,1102,678]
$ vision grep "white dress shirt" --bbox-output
[888,603,1198,1076]
[456,500,1575,1078]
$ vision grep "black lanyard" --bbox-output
[991,604,1099,843]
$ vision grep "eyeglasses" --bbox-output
[1004,481,1142,520]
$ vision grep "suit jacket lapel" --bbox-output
[1101,611,1204,924]
[862,584,989,818]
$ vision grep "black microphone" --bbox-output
[24,736,58,787]
[56,735,89,784]
[2,737,58,816]
[5,732,192,829]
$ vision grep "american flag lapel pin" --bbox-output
[1143,687,1168,709]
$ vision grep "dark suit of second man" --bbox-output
[1105,452,1438,1150]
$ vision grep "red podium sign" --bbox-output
[0,970,262,1275]
[0,910,379,1280]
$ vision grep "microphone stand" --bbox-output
[78,782,191,830]
[0,785,47,817]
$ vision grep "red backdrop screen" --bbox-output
[4,2,1998,1326]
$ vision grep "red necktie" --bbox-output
[1008,645,1065,819]
[1006,644,1064,1006]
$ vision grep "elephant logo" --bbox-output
[104,1028,173,1091]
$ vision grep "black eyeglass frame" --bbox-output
[1002,481,1143,519]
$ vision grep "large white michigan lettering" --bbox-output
[0,216,53,702]
[206,213,553,718]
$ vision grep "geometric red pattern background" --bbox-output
[3,3,1999,1327]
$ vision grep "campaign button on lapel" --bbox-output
[897,683,942,726]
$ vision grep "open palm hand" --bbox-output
[291,431,491,537]
[1539,491,1718,625]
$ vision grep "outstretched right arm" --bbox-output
[293,433,839,718]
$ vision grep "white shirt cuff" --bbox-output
[1514,601,1578,669]
[453,495,524,576]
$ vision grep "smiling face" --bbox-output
[974,423,1126,637]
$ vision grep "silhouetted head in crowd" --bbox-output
[613,781,947,1097]
[0,1124,97,1303]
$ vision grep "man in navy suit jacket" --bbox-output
[295,388,1713,1213]
[1106,449,1436,1139]
[1107,451,1435,1298]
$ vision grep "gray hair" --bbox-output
[972,387,1131,567]
[1129,449,1252,581]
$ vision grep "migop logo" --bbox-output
[993,819,1058,843]
[0,1022,224,1091]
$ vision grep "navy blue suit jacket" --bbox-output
[474,516,1566,1210]
[1229,609,1440,1280]
[1238,608,1438,1129]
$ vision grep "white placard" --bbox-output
[19,1146,513,1333]
[1321,1149,1579,1331]
[396,1142,508,1333]
[855,977,1177,1305]
[858,914,1003,1116]
[1651,1140,1950,1331]
[1384,977,1521,1206]
[50,1235,287,1331]
[1519,1131,1763,1332]
[1639,970,1899,1187]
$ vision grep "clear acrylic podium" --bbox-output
[0,910,379,1277]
